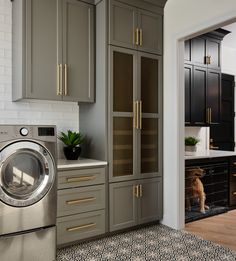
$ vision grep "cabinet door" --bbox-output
[138,178,162,224]
[109,181,138,232]
[62,0,94,102]
[109,47,138,182]
[138,9,162,55]
[191,37,206,67]
[206,38,221,69]
[207,69,221,124]
[192,66,207,125]
[138,53,162,178]
[184,40,191,62]
[109,0,138,49]
[185,64,193,125]
[25,0,60,100]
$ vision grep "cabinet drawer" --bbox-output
[57,185,105,217]
[58,168,105,189]
[57,210,105,246]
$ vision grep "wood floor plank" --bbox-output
[185,210,236,251]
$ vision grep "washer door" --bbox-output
[0,141,55,207]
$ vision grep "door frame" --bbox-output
[163,13,236,229]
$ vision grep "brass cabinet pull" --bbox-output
[139,101,142,129]
[133,185,139,198]
[133,101,137,129]
[66,197,96,205]
[233,192,236,196]
[64,64,68,96]
[139,29,143,46]
[232,174,236,177]
[66,175,96,183]
[210,146,219,150]
[57,64,60,95]
[60,64,63,96]
[135,28,139,45]
[66,223,96,232]
[139,184,143,197]
[205,55,211,65]
[136,101,139,129]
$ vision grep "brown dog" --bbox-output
[185,168,209,213]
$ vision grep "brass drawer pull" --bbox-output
[139,101,142,130]
[139,29,143,46]
[66,197,96,205]
[66,223,96,232]
[233,192,236,196]
[66,175,96,183]
[64,64,68,96]
[135,28,139,45]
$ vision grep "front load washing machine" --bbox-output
[0,125,57,261]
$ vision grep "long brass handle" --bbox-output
[135,28,139,45]
[136,101,139,129]
[133,102,137,128]
[66,223,96,232]
[59,64,63,95]
[139,101,142,129]
[66,197,96,205]
[66,175,96,183]
[57,64,60,95]
[208,55,211,65]
[139,184,143,197]
[133,185,139,198]
[139,29,143,46]
[64,64,68,96]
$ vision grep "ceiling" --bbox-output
[222,23,236,49]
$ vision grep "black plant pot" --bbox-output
[63,146,81,160]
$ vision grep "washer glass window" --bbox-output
[0,141,55,207]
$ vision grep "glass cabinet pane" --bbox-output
[113,51,133,112]
[141,56,159,114]
[141,118,158,174]
[113,117,133,177]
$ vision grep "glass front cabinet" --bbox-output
[109,46,162,182]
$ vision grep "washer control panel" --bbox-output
[20,127,29,136]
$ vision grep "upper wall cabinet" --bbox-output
[184,29,230,70]
[12,0,94,102]
[109,0,163,55]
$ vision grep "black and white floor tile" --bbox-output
[57,224,236,261]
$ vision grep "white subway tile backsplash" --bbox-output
[0,0,79,158]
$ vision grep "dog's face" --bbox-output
[186,168,205,179]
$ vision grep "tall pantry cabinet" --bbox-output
[80,0,166,233]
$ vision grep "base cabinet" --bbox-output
[57,167,106,246]
[109,178,162,232]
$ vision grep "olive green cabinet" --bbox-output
[109,178,162,232]
[109,0,162,55]
[12,0,94,102]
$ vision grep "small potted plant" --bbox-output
[58,130,84,160]
[185,136,200,155]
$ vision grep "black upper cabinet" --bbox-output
[185,28,230,126]
[207,69,221,124]
[192,66,207,125]
[184,65,192,124]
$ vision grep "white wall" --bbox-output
[164,0,236,229]
[185,127,209,152]
[222,45,236,76]
[0,0,79,158]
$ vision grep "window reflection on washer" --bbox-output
[0,125,57,261]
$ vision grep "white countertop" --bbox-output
[185,150,236,160]
[57,158,108,170]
